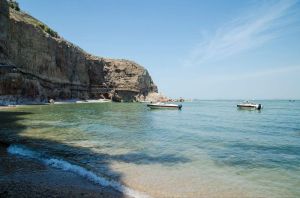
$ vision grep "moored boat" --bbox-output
[237,101,262,110]
[76,99,111,103]
[147,102,182,110]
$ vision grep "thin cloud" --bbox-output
[184,0,299,67]
[202,65,300,83]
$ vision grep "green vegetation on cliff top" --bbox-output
[8,0,20,11]
[9,0,59,38]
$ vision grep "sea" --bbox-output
[1,100,300,198]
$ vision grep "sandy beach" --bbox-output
[0,144,126,198]
[0,106,16,110]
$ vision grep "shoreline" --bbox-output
[0,143,126,198]
[0,98,113,107]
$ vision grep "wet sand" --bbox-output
[0,144,126,198]
[0,106,16,110]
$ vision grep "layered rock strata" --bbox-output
[0,0,157,104]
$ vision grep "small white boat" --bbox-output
[237,101,262,110]
[76,99,111,104]
[147,102,182,110]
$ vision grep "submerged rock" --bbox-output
[0,0,157,104]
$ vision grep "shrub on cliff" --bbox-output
[36,22,58,38]
[8,0,20,11]
[45,26,58,38]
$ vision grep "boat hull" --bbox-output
[237,104,262,110]
[147,104,182,110]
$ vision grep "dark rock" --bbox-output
[0,1,158,104]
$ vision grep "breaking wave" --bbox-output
[7,144,150,198]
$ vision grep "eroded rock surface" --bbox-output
[0,0,157,104]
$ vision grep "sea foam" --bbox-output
[7,144,150,198]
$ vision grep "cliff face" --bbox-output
[0,0,157,104]
[0,0,9,63]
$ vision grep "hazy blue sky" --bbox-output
[17,0,300,99]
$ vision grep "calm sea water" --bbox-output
[1,100,300,197]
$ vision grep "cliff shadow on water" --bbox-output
[0,109,189,197]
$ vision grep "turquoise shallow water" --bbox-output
[1,100,300,197]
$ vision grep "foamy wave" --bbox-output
[7,144,150,198]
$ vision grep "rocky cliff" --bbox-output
[0,0,157,104]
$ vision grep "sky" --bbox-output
[17,0,300,99]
